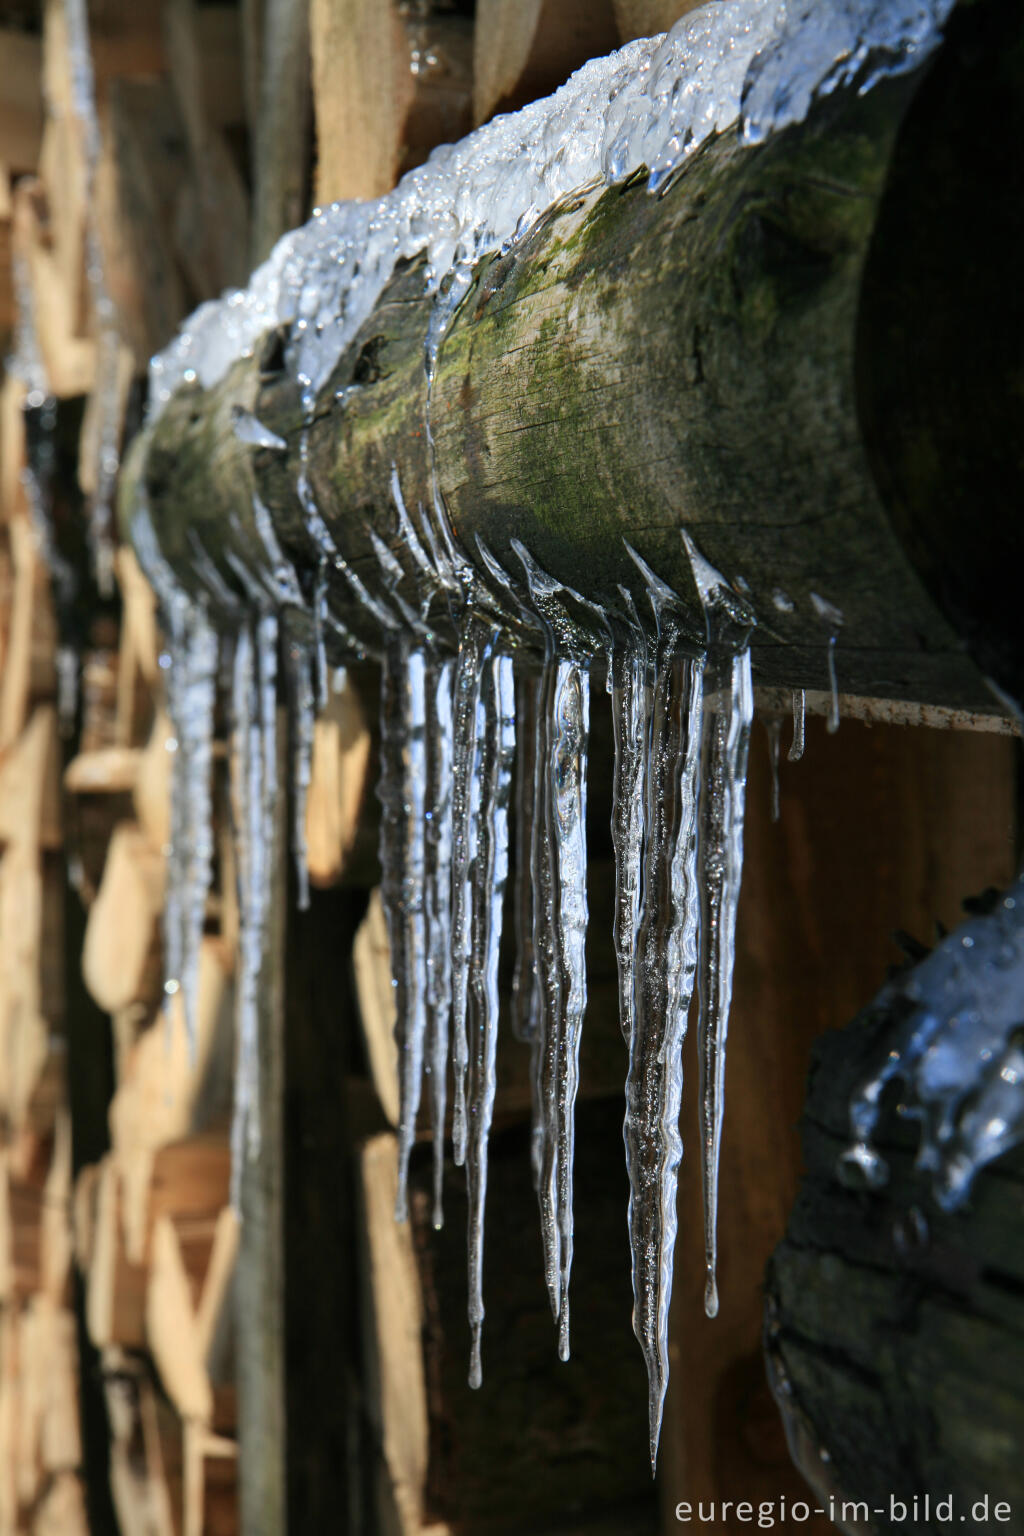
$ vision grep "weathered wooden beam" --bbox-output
[126,0,1022,713]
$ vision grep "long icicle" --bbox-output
[552,659,590,1361]
[450,616,493,1167]
[424,656,455,1228]
[511,667,542,1045]
[626,647,703,1470]
[533,658,562,1315]
[284,631,315,911]
[228,613,279,1207]
[229,625,258,1207]
[609,634,649,1049]
[466,653,516,1387]
[682,534,755,1321]
[178,608,219,1060]
[378,639,430,1221]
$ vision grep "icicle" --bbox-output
[511,668,542,1047]
[551,661,590,1361]
[681,530,755,1321]
[229,626,258,1206]
[284,634,315,911]
[765,717,782,822]
[609,606,649,1050]
[377,641,429,1221]
[466,653,516,1387]
[810,592,843,734]
[232,407,288,452]
[450,616,495,1167]
[627,647,703,1469]
[177,609,219,1059]
[788,688,805,762]
[616,544,706,1469]
[509,543,598,1353]
[229,613,279,1207]
[313,559,330,708]
[424,657,455,1228]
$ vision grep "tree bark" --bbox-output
[124,0,1022,714]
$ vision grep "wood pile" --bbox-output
[0,3,1016,1535]
[3,1,673,1526]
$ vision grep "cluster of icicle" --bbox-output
[134,433,766,1469]
[129,0,959,1474]
[841,877,1024,1213]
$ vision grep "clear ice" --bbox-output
[466,654,516,1386]
[424,658,455,1229]
[378,640,430,1222]
[682,532,755,1321]
[228,615,280,1207]
[625,637,704,1468]
[146,0,948,424]
[841,880,1024,1211]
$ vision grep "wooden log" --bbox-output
[0,516,57,751]
[472,0,619,125]
[612,0,705,41]
[32,1471,89,1536]
[249,0,311,265]
[10,180,94,398]
[765,956,1024,1523]
[107,939,232,1259]
[0,842,49,1130]
[0,30,43,172]
[128,3,1024,712]
[310,0,473,204]
[102,1350,177,1536]
[81,821,165,1015]
[305,669,371,888]
[309,0,414,204]
[0,707,61,851]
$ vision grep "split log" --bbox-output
[0,706,61,851]
[612,1,705,41]
[127,0,1024,712]
[472,0,620,124]
[0,30,43,173]
[81,821,165,1015]
[102,1349,177,1536]
[249,0,310,264]
[304,671,371,888]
